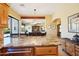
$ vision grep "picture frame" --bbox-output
[68,13,79,33]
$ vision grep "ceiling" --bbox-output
[9,3,56,16]
[9,3,79,16]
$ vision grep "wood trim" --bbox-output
[3,44,58,48]
[21,16,45,19]
[0,3,9,7]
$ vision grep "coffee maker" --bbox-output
[72,34,79,42]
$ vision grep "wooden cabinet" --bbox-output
[35,46,58,56]
[61,39,66,51]
[65,41,75,56]
[75,45,79,56]
[0,45,58,56]
[0,29,3,49]
[0,3,8,49]
[62,39,79,56]
[0,47,34,56]
[62,39,75,56]
[0,3,9,28]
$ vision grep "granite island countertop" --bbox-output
[3,36,60,47]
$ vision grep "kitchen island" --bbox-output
[0,40,59,56]
[0,36,60,56]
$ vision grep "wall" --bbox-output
[45,15,52,29]
[8,7,20,20]
[45,15,61,41]
[44,4,79,40]
[45,15,58,40]
[52,3,79,39]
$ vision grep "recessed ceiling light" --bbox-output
[34,9,36,11]
[20,4,25,7]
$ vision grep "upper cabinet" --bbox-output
[0,3,9,28]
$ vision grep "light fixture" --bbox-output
[33,8,37,16]
[20,4,25,7]
[34,9,36,11]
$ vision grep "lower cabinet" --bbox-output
[65,41,75,56]
[0,30,3,49]
[0,47,34,56]
[62,39,79,56]
[0,45,58,56]
[34,46,58,56]
[75,45,79,56]
[61,39,66,51]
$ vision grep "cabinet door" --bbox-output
[0,30,3,49]
[75,45,79,56]
[65,42,70,53]
[65,41,75,56]
[2,6,8,26]
[35,46,58,56]
[69,43,75,56]
[0,4,4,25]
[61,39,66,51]
[0,14,4,27]
[0,4,8,27]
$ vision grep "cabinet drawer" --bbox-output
[75,45,79,49]
[76,51,79,56]
[35,46,58,56]
[75,48,79,52]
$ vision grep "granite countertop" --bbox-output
[62,38,79,45]
[4,38,60,47]
[1,35,61,48]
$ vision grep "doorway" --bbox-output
[8,16,19,37]
[53,18,61,38]
[57,24,61,37]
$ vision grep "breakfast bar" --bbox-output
[0,41,59,56]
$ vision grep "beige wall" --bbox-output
[45,15,52,28]
[45,4,79,40]
[8,7,21,20]
[45,15,58,40]
[52,3,79,39]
